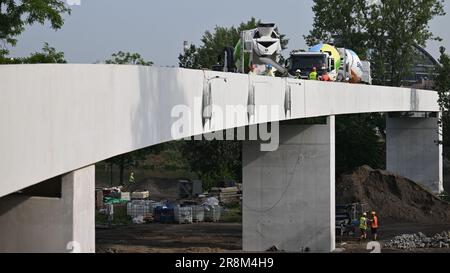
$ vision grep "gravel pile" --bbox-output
[384,231,450,249]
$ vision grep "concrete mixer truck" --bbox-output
[217,23,288,75]
[286,43,372,84]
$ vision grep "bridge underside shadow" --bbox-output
[0,113,441,253]
[0,166,95,253]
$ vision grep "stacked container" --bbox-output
[192,205,205,222]
[204,205,221,222]
[126,200,154,218]
[174,206,193,224]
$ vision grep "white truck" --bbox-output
[286,43,372,84]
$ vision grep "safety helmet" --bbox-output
[266,64,273,69]
[296,69,301,73]
[372,211,376,215]
[363,212,367,216]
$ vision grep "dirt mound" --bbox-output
[336,165,450,224]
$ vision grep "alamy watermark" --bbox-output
[171,97,280,151]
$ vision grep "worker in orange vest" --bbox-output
[320,70,331,81]
[370,211,379,240]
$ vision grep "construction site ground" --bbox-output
[95,221,450,253]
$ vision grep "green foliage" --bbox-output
[305,0,368,56]
[180,140,242,189]
[179,17,288,70]
[0,0,70,54]
[105,51,153,66]
[178,44,201,69]
[0,42,66,63]
[364,0,445,86]
[335,114,385,174]
[221,205,242,223]
[26,42,66,63]
[306,0,445,87]
[435,46,450,156]
[105,144,166,186]
[95,205,132,225]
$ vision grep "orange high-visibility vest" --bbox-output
[371,216,378,228]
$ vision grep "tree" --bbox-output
[26,42,66,63]
[0,0,70,54]
[0,42,66,64]
[363,0,445,86]
[181,139,242,189]
[335,114,385,174]
[179,17,289,70]
[435,46,450,156]
[178,44,201,69]
[104,51,153,185]
[304,0,368,56]
[105,51,153,66]
[306,0,445,87]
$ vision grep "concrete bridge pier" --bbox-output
[0,165,95,253]
[386,112,443,193]
[242,116,335,252]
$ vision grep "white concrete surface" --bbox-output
[0,64,440,197]
[386,116,443,193]
[0,165,95,253]
[243,117,335,252]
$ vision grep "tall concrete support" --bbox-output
[386,113,443,193]
[243,116,335,252]
[0,165,95,253]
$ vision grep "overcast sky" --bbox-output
[7,0,450,66]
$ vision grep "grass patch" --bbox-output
[221,203,242,223]
[96,204,132,225]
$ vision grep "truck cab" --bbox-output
[286,51,335,79]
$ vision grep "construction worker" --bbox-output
[320,70,330,81]
[359,212,368,241]
[128,171,135,186]
[308,67,318,80]
[249,64,258,76]
[370,211,379,240]
[265,64,274,77]
[295,69,302,79]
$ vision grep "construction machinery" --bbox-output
[218,23,287,75]
[335,202,368,238]
[286,43,372,84]
[216,24,371,83]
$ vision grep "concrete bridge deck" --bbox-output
[0,64,442,252]
[0,64,439,197]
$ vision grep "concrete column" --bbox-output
[386,113,443,193]
[0,165,95,253]
[242,116,335,252]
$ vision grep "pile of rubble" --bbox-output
[384,231,450,249]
